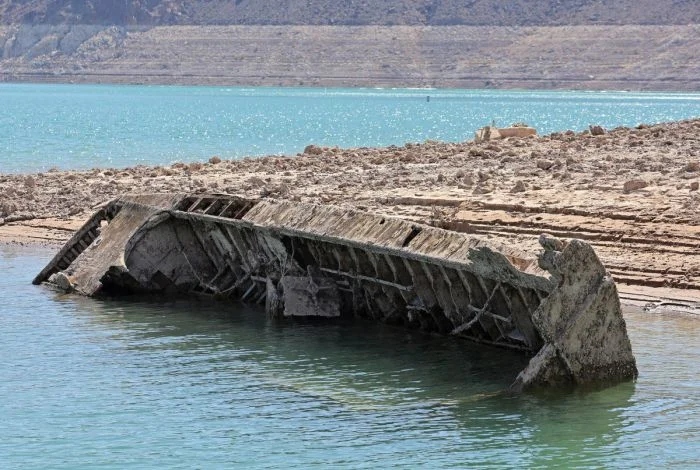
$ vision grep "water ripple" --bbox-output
[0,248,698,468]
[1,84,698,173]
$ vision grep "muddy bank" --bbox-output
[1,119,699,300]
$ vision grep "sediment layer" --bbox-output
[1,24,699,90]
[2,119,699,300]
[2,0,696,26]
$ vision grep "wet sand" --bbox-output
[2,118,699,306]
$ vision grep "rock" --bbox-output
[248,176,266,187]
[539,233,566,252]
[691,182,699,191]
[26,34,60,60]
[511,180,527,193]
[0,200,17,217]
[75,26,125,61]
[461,174,474,187]
[589,125,606,136]
[623,179,648,193]
[188,162,203,172]
[537,159,555,170]
[60,25,105,55]
[208,156,222,164]
[683,162,700,172]
[303,144,323,155]
[24,175,36,188]
[276,183,290,196]
[49,272,74,292]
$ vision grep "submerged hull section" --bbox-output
[35,193,637,391]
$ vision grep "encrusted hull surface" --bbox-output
[35,193,638,391]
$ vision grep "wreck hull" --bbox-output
[34,194,638,391]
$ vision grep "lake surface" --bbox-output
[1,84,699,467]
[1,84,699,173]
[1,247,699,469]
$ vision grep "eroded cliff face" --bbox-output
[1,23,698,91]
[1,1,697,26]
[1,1,697,90]
[0,24,124,60]
[0,0,185,25]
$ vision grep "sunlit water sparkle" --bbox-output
[1,84,698,173]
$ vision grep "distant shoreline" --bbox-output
[3,74,696,93]
[1,24,698,92]
[3,79,699,95]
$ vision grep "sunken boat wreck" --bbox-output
[35,193,638,392]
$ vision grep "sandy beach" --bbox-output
[2,118,699,305]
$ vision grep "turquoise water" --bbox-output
[1,248,699,468]
[1,84,699,174]
[2,85,700,467]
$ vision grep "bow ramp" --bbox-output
[35,193,638,392]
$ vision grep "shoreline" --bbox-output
[5,74,697,93]
[2,118,699,307]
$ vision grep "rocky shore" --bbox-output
[2,119,699,301]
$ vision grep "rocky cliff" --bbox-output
[1,0,698,26]
[1,1,698,91]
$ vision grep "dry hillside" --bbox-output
[1,1,698,90]
[1,0,698,26]
[1,23,698,91]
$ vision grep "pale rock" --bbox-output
[623,179,648,193]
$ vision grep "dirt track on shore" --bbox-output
[1,119,699,298]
